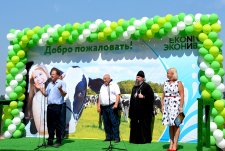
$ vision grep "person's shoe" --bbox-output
[114,138,120,143]
[104,138,111,141]
[53,143,61,148]
[47,141,53,146]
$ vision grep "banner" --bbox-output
[25,37,200,142]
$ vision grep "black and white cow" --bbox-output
[63,66,103,133]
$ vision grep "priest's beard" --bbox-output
[135,80,143,86]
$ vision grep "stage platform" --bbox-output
[0,137,202,151]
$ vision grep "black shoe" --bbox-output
[47,141,53,146]
[53,143,61,148]
[104,138,112,141]
[114,139,120,143]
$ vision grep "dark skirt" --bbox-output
[129,118,152,144]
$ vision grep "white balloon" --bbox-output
[78,35,86,43]
[8,45,13,51]
[19,112,25,119]
[4,131,12,138]
[171,27,179,36]
[21,69,27,76]
[127,26,136,35]
[47,27,55,35]
[82,29,91,38]
[133,20,142,28]
[5,86,13,94]
[95,19,103,25]
[213,129,224,142]
[14,30,21,35]
[177,22,186,31]
[195,13,202,22]
[89,24,98,32]
[217,20,221,25]
[123,31,130,40]
[210,122,217,132]
[7,33,16,41]
[53,24,61,30]
[15,74,23,82]
[217,83,225,92]
[10,80,18,88]
[199,61,209,71]
[41,33,49,41]
[217,139,225,149]
[5,94,10,100]
[205,68,214,78]
[211,75,222,86]
[12,117,21,125]
[104,20,111,27]
[141,17,148,23]
[8,124,16,134]
[184,15,193,25]
[38,39,45,46]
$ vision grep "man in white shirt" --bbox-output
[97,74,121,143]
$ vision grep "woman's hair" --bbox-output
[27,65,49,118]
[169,67,178,80]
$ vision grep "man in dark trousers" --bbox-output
[129,70,154,144]
[38,67,67,147]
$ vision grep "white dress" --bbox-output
[162,80,181,126]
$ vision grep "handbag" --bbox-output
[174,112,185,127]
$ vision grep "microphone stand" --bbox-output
[34,94,47,150]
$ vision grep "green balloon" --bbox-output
[185,25,194,35]
[153,16,160,23]
[66,36,74,44]
[164,22,172,32]
[214,39,223,48]
[211,61,220,70]
[43,24,51,32]
[8,50,16,58]
[209,14,218,24]
[200,15,209,25]
[122,21,129,30]
[71,30,79,40]
[199,47,209,56]
[206,82,216,92]
[139,25,147,35]
[15,62,24,70]
[6,74,14,83]
[17,101,24,108]
[212,89,222,100]
[47,37,54,45]
[132,30,141,40]
[18,80,26,87]
[4,119,12,127]
[110,31,117,41]
[115,26,124,36]
[17,123,25,131]
[37,28,44,37]
[129,18,136,25]
[11,108,19,116]
[98,23,106,32]
[217,68,225,77]
[13,130,22,138]
[179,30,187,37]
[52,32,59,41]
[210,136,216,146]
[170,16,179,26]
[159,28,166,36]
[84,21,91,28]
[14,86,23,94]
[27,40,35,48]
[57,26,65,35]
[214,115,224,126]
[12,38,19,45]
[211,108,218,117]
[65,23,73,32]
[208,32,218,42]
[32,34,39,43]
[178,13,185,21]
[10,67,19,76]
[204,54,214,63]
[146,19,154,28]
[89,33,98,41]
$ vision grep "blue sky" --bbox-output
[0,0,225,94]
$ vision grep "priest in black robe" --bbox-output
[129,70,155,144]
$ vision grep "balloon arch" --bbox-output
[2,13,224,149]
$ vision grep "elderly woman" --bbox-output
[161,68,184,151]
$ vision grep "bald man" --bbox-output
[97,74,121,143]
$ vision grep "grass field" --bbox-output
[69,104,165,141]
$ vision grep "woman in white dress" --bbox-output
[161,68,184,151]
